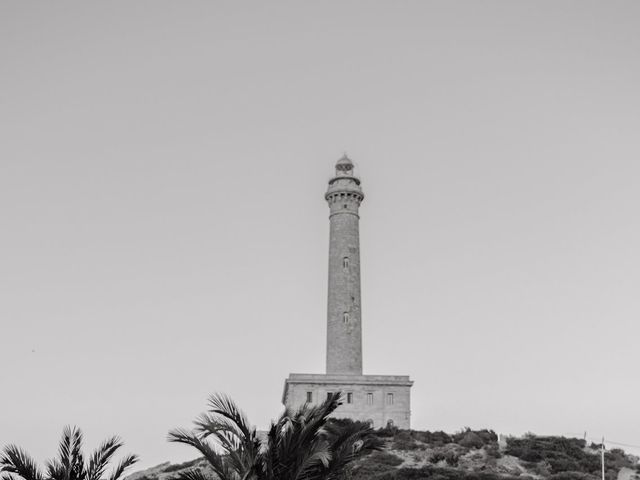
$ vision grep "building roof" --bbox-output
[335,153,354,171]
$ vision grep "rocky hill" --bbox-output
[126,429,640,480]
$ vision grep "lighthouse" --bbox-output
[282,155,413,429]
[325,154,364,375]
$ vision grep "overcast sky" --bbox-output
[1,0,639,470]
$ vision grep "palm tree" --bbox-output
[168,392,379,480]
[0,426,138,480]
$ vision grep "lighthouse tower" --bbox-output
[325,155,364,375]
[282,155,413,429]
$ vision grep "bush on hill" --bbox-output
[505,436,635,480]
[453,429,498,448]
[130,429,638,480]
[370,451,404,467]
[353,464,530,480]
[375,427,498,452]
[392,431,424,451]
[548,473,597,480]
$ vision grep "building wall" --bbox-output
[283,375,412,429]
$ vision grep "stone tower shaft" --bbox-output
[325,155,364,375]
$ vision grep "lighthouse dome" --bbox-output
[335,154,354,173]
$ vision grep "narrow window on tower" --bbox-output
[367,393,373,405]
[306,392,313,403]
[343,257,349,269]
[343,312,349,323]
[347,392,353,404]
[387,393,394,405]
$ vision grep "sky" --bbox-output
[1,0,640,470]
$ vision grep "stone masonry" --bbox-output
[326,156,364,374]
[284,373,413,429]
[282,155,413,429]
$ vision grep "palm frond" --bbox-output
[85,437,122,480]
[195,398,261,476]
[259,393,377,480]
[69,428,84,480]
[172,391,368,480]
[290,393,342,458]
[106,454,138,480]
[261,395,338,480]
[194,413,243,443]
[292,444,332,480]
[0,445,44,480]
[57,427,73,471]
[167,429,235,480]
[206,394,254,442]
[167,429,210,452]
[2,427,137,480]
[322,420,380,480]
[56,426,84,480]
[45,459,64,480]
[194,413,244,454]
[172,469,209,480]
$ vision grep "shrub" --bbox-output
[351,458,396,480]
[370,451,404,467]
[528,461,552,477]
[548,457,581,473]
[393,431,421,451]
[484,444,502,459]
[548,473,596,480]
[377,429,454,445]
[374,428,498,449]
[506,436,587,464]
[453,428,498,448]
[392,465,524,480]
[505,435,631,479]
[412,431,454,445]
[605,448,633,472]
[376,427,398,438]
[444,452,459,467]
[459,432,485,449]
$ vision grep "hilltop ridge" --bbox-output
[126,429,640,480]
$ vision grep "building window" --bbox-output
[327,392,333,400]
[306,392,313,403]
[367,393,373,405]
[387,393,394,405]
[343,312,349,323]
[343,257,349,269]
[347,392,353,404]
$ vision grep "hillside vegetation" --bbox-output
[127,428,640,480]
[350,428,639,480]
